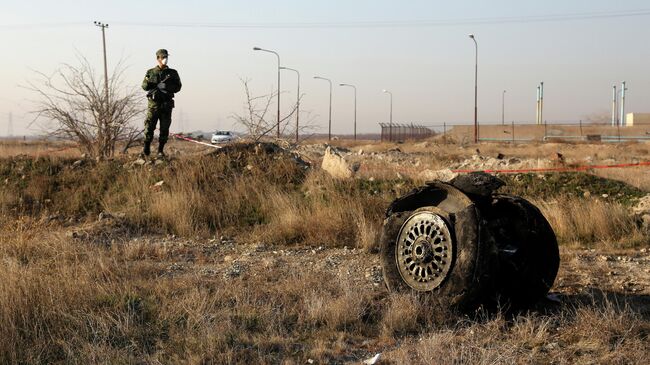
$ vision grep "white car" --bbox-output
[211,130,235,144]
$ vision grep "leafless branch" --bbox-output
[26,55,145,158]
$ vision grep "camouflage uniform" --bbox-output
[141,50,182,156]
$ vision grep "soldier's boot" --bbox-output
[141,142,151,158]
[157,142,166,159]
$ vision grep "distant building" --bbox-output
[625,113,650,126]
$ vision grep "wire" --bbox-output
[111,9,650,29]
[2,9,650,30]
[0,22,87,29]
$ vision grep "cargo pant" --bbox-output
[144,100,174,147]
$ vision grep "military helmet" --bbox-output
[156,49,169,58]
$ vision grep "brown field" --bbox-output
[1,138,648,364]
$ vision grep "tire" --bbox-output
[380,182,497,309]
[485,195,560,307]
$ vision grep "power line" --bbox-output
[0,22,87,29]
[2,9,650,30]
[111,9,650,28]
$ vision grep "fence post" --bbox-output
[443,122,447,142]
[579,120,583,137]
[512,121,515,143]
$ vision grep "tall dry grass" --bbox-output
[535,196,646,248]
[2,223,647,363]
[0,223,383,363]
[2,151,648,249]
[385,297,649,364]
[0,149,401,250]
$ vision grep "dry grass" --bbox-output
[535,196,646,248]
[1,222,647,364]
[385,297,649,364]
[0,140,80,158]
[1,140,649,363]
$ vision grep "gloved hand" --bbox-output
[157,82,166,90]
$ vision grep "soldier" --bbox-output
[141,49,182,158]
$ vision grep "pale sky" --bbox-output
[1,0,649,136]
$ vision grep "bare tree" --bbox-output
[231,78,315,142]
[27,56,144,158]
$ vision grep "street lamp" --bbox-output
[339,83,357,140]
[253,46,281,138]
[314,76,333,141]
[383,89,393,142]
[280,66,300,143]
[502,90,506,125]
[468,34,478,143]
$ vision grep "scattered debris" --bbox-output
[419,168,458,183]
[363,353,382,365]
[322,146,355,179]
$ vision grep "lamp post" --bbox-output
[280,66,300,143]
[502,90,506,125]
[253,47,281,138]
[469,34,478,143]
[314,76,333,141]
[339,83,357,140]
[383,89,393,142]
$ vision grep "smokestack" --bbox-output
[539,81,544,124]
[620,81,627,126]
[536,86,541,125]
[612,85,617,126]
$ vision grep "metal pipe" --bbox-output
[280,67,300,143]
[253,47,281,138]
[314,76,332,141]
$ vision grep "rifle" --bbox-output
[146,74,171,99]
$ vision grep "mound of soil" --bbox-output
[208,142,310,170]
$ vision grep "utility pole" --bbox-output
[94,21,109,105]
[94,21,109,151]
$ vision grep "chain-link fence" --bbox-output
[379,123,435,142]
[381,122,650,143]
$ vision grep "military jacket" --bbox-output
[141,66,182,103]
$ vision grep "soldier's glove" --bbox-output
[157,82,167,90]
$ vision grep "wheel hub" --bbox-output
[396,211,454,291]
